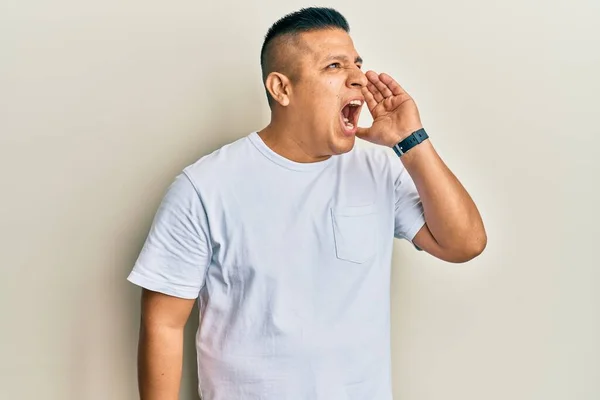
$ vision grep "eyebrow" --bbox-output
[323,54,363,64]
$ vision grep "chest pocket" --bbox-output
[331,204,378,264]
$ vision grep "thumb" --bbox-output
[356,126,370,139]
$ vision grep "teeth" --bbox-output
[342,101,360,130]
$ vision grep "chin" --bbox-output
[330,133,355,155]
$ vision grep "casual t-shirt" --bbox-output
[127,131,425,400]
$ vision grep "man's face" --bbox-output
[288,29,367,156]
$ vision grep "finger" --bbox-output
[367,83,384,103]
[365,70,379,82]
[379,73,409,97]
[365,70,386,101]
[361,87,378,112]
[389,94,414,110]
[368,73,393,98]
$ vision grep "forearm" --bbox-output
[138,323,185,400]
[401,139,486,256]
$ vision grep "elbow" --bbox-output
[463,238,487,262]
[442,231,487,264]
[453,232,487,263]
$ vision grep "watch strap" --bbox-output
[392,128,429,157]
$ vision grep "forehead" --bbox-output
[297,29,359,61]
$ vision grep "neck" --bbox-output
[257,113,331,164]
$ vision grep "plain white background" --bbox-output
[1,0,598,399]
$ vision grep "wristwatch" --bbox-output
[392,128,429,157]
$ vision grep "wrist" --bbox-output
[390,128,429,157]
[399,138,432,163]
[387,125,424,147]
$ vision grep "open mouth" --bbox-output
[340,99,363,134]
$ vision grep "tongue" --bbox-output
[342,104,351,119]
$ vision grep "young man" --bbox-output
[128,7,486,400]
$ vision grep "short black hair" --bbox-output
[260,7,350,107]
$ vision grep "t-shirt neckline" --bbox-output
[248,131,334,172]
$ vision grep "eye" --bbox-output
[356,64,363,70]
[327,63,341,69]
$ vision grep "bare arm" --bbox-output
[138,289,196,400]
[402,140,487,263]
[358,70,486,262]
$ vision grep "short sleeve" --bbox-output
[390,153,426,244]
[127,172,212,299]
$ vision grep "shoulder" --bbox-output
[182,133,253,186]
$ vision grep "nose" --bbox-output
[347,67,368,89]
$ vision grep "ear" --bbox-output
[265,72,291,107]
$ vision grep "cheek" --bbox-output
[302,78,344,122]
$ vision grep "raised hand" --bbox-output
[357,71,423,147]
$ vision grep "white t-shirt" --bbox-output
[127,131,425,400]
